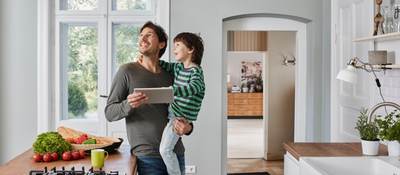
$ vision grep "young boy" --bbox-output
[159,32,205,175]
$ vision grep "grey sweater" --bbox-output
[105,62,185,157]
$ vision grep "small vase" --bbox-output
[387,140,400,156]
[361,140,379,156]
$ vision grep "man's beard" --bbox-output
[139,48,153,56]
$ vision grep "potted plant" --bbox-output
[355,108,380,155]
[375,110,400,156]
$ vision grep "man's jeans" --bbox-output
[136,154,185,175]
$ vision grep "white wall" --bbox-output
[226,52,264,87]
[0,0,37,164]
[171,0,328,174]
[371,41,400,109]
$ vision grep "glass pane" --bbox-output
[61,24,98,119]
[60,0,98,11]
[112,0,152,11]
[112,23,141,73]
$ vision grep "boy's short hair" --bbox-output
[140,21,168,58]
[173,32,204,65]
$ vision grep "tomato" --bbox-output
[78,149,86,158]
[65,138,75,144]
[62,151,71,161]
[50,152,58,161]
[71,151,81,160]
[43,153,52,162]
[33,153,43,162]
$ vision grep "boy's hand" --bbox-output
[174,117,192,136]
[127,92,148,108]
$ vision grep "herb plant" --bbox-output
[355,108,379,141]
[375,110,400,141]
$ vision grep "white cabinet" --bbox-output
[284,152,299,175]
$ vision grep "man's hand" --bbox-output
[127,92,148,108]
[174,117,192,136]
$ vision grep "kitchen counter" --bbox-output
[0,145,136,175]
[283,142,388,160]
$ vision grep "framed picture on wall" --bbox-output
[241,61,263,92]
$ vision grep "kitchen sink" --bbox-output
[299,156,400,175]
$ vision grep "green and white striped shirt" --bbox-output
[160,60,205,121]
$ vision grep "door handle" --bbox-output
[99,95,108,98]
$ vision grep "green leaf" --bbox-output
[355,108,379,141]
[32,132,72,155]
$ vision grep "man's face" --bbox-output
[138,27,165,57]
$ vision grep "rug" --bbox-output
[227,172,270,175]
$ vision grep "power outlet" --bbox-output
[185,165,196,174]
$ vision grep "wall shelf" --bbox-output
[353,32,400,42]
[371,64,400,69]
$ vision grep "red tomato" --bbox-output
[33,153,43,162]
[65,138,75,144]
[51,152,58,161]
[71,151,81,160]
[78,149,86,158]
[73,137,80,144]
[62,151,71,161]
[43,153,52,162]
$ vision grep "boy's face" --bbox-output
[173,41,193,62]
[138,27,165,57]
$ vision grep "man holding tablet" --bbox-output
[104,21,192,174]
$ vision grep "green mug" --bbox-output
[91,149,109,168]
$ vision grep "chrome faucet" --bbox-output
[367,101,400,123]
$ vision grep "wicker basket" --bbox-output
[57,126,120,151]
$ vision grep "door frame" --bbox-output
[330,0,374,141]
[222,14,309,144]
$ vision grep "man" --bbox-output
[105,21,192,174]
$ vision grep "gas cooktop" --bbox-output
[29,166,120,175]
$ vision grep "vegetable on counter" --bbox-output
[32,132,72,156]
[83,138,97,144]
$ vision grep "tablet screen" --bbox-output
[133,87,173,104]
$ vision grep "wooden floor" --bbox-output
[227,158,283,175]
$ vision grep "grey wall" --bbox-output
[0,0,4,164]
[0,0,37,164]
[171,0,329,174]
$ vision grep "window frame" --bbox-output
[54,16,107,134]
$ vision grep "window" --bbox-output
[112,22,142,71]
[59,23,99,120]
[60,0,99,11]
[45,0,168,135]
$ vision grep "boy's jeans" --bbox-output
[160,117,183,175]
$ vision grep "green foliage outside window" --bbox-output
[114,24,140,66]
[67,25,97,118]
[68,83,88,117]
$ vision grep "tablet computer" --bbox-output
[133,86,173,104]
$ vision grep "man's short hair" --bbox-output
[140,21,168,58]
